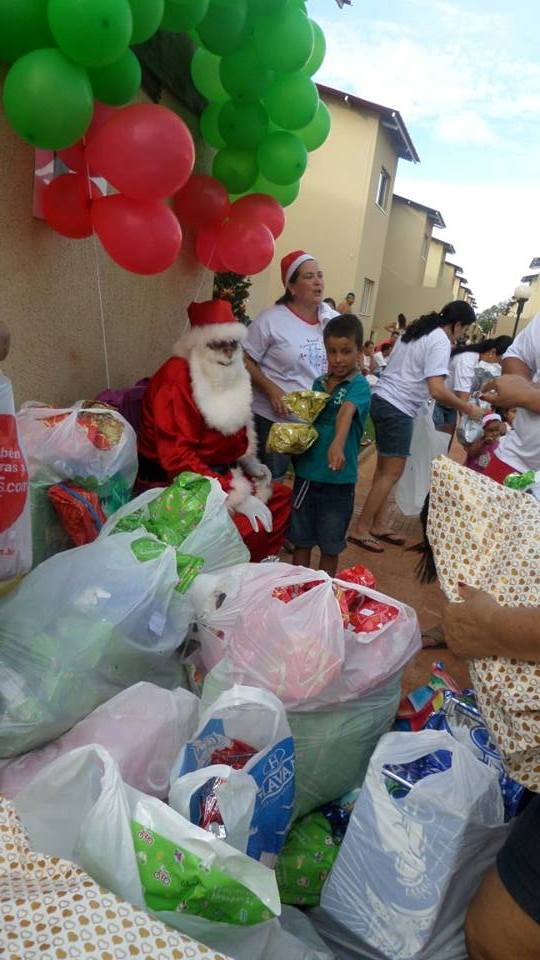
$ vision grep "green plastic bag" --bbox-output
[132,820,275,925]
[130,537,203,593]
[116,473,211,544]
[276,812,339,906]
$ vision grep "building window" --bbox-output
[421,233,430,261]
[359,278,375,316]
[375,167,391,210]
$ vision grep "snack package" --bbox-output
[395,661,462,732]
[48,482,107,545]
[282,390,330,423]
[266,422,318,455]
[0,373,32,580]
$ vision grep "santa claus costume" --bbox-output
[138,299,291,562]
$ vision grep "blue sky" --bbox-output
[309,0,540,309]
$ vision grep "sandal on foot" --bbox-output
[370,531,406,546]
[347,534,385,554]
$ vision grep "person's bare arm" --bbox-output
[327,400,356,471]
[244,352,288,417]
[427,375,483,418]
[481,375,540,414]
[502,356,531,379]
[443,586,540,660]
[464,437,486,460]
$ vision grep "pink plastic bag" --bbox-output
[0,682,199,799]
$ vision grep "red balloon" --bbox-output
[195,223,226,271]
[87,103,195,200]
[43,173,103,239]
[218,219,274,275]
[174,174,230,229]
[229,193,285,239]
[92,194,183,274]
[57,104,118,173]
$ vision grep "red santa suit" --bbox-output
[138,299,291,562]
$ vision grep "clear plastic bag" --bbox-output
[101,475,250,573]
[0,374,32,580]
[0,682,199,800]
[171,685,295,866]
[0,531,191,757]
[319,730,508,960]
[395,404,450,517]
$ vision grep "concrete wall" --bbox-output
[424,238,444,288]
[248,94,392,322]
[0,83,213,408]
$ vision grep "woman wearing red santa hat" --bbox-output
[138,299,291,562]
[244,251,339,479]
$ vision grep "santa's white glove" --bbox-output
[235,495,273,533]
[238,455,272,486]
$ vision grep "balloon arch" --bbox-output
[0,0,330,276]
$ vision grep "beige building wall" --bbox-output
[423,238,445,288]
[1,81,212,408]
[248,93,398,333]
[522,276,540,323]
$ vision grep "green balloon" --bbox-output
[297,99,330,152]
[254,7,313,73]
[47,0,133,68]
[197,0,247,56]
[248,0,287,14]
[0,0,53,63]
[265,73,318,130]
[251,173,299,206]
[128,0,164,43]
[220,41,274,103]
[190,47,227,101]
[3,48,93,149]
[218,99,268,149]
[213,147,258,193]
[301,19,325,77]
[200,101,226,148]
[88,48,141,105]
[161,0,209,32]
[257,130,307,184]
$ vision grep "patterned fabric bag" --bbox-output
[428,457,540,789]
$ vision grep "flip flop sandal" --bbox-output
[370,531,406,546]
[347,535,385,554]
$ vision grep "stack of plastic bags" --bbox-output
[0,531,192,757]
[17,400,138,564]
[188,562,420,816]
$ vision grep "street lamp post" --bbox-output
[512,283,531,338]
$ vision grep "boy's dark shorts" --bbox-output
[288,477,356,556]
[497,793,540,923]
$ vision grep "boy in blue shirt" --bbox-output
[289,313,371,576]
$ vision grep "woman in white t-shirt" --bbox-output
[433,336,513,433]
[349,301,483,553]
[244,250,338,478]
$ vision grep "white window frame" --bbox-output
[359,278,375,316]
[375,167,391,211]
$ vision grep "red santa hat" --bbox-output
[182,299,247,351]
[281,250,316,288]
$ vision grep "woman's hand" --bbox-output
[267,384,288,417]
[465,403,484,421]
[482,375,540,412]
[442,586,501,658]
[328,440,345,471]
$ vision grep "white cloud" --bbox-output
[435,111,500,146]
[394,175,540,309]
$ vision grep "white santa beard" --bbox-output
[189,347,253,435]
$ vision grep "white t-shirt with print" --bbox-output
[496,314,540,472]
[244,302,338,422]
[373,327,451,418]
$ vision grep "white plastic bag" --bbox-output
[192,564,420,710]
[0,531,190,757]
[16,400,137,486]
[100,477,250,573]
[395,404,450,517]
[15,745,282,960]
[171,685,295,866]
[319,731,508,960]
[0,682,199,799]
[0,373,32,580]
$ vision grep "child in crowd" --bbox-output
[359,339,376,375]
[373,341,393,374]
[465,413,504,474]
[288,313,371,576]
